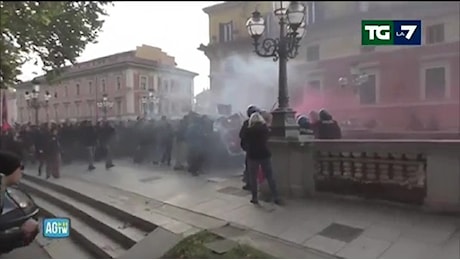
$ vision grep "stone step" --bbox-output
[22,174,157,232]
[36,217,97,259]
[21,179,148,248]
[32,196,125,258]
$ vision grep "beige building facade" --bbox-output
[16,45,198,123]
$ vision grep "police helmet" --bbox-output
[246,105,260,117]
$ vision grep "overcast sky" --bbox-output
[19,1,222,95]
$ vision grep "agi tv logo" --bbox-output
[362,20,422,45]
[43,218,70,238]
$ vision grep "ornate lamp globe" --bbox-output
[246,10,265,38]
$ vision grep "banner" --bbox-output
[1,89,11,132]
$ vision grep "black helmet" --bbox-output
[297,115,310,129]
[319,109,333,121]
[246,105,259,117]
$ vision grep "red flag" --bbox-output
[1,90,11,132]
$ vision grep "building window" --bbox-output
[88,102,94,117]
[116,99,122,115]
[64,85,68,97]
[306,2,324,24]
[157,76,162,90]
[424,67,446,99]
[171,102,176,114]
[426,24,444,44]
[359,74,377,105]
[53,105,58,121]
[308,80,321,91]
[219,21,233,43]
[89,81,93,94]
[76,83,80,96]
[306,45,320,61]
[64,104,69,117]
[117,76,121,90]
[75,103,80,117]
[164,80,169,92]
[170,80,175,93]
[140,76,147,90]
[101,79,106,93]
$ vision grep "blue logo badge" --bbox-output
[393,20,422,45]
[43,218,70,238]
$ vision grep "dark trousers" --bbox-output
[243,155,250,186]
[188,149,204,174]
[46,153,61,178]
[36,150,45,175]
[161,143,172,165]
[247,158,278,201]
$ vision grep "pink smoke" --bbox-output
[293,87,359,118]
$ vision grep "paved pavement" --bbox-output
[1,241,50,259]
[30,159,460,259]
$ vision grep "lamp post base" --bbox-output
[270,107,299,139]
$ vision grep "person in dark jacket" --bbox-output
[33,125,48,176]
[317,109,342,139]
[239,105,260,190]
[0,151,39,252]
[186,116,206,176]
[245,112,280,205]
[174,115,189,170]
[81,120,98,171]
[157,116,174,166]
[98,121,115,169]
[44,127,61,179]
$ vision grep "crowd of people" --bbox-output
[0,112,245,179]
[0,106,341,203]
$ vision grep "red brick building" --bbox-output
[15,45,197,123]
[292,2,459,131]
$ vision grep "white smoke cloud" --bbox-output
[214,54,298,113]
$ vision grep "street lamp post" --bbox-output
[141,89,159,118]
[96,94,113,120]
[246,1,306,138]
[24,81,52,125]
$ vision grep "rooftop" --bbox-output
[202,2,244,14]
[18,45,198,87]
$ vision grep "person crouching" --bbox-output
[245,112,280,205]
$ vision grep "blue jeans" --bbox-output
[247,158,279,201]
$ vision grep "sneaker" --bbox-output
[250,199,259,204]
[105,163,115,170]
[88,165,96,171]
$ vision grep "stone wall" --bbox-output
[267,139,460,213]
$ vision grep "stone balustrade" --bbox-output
[267,139,460,213]
[342,130,460,140]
